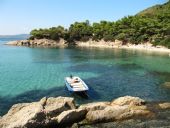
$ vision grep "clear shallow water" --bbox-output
[0,39,170,116]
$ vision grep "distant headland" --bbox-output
[0,34,29,39]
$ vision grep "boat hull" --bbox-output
[65,76,89,92]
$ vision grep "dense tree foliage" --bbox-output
[30,26,66,40]
[30,1,170,48]
[68,20,92,42]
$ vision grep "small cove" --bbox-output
[0,39,170,116]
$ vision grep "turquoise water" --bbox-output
[0,39,170,115]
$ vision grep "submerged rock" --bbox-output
[159,103,170,109]
[163,82,170,88]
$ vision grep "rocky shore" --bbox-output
[76,39,170,53]
[5,39,67,47]
[5,39,170,53]
[0,96,170,128]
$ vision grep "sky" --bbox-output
[0,0,167,35]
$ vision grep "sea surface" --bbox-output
[0,38,170,116]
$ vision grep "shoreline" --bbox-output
[0,95,170,127]
[76,40,170,54]
[0,96,170,128]
[5,39,170,54]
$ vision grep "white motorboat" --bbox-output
[65,76,89,92]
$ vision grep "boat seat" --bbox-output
[67,78,80,84]
[71,83,83,87]
[65,76,88,91]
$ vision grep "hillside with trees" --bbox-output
[29,1,170,48]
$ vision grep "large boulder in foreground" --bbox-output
[0,96,76,128]
[111,96,145,106]
[0,96,163,127]
[0,102,46,128]
[83,96,150,124]
[85,104,152,124]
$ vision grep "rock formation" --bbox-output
[0,96,169,128]
[111,96,145,106]
[0,96,75,128]
[6,39,67,47]
[163,82,170,88]
[159,103,170,109]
